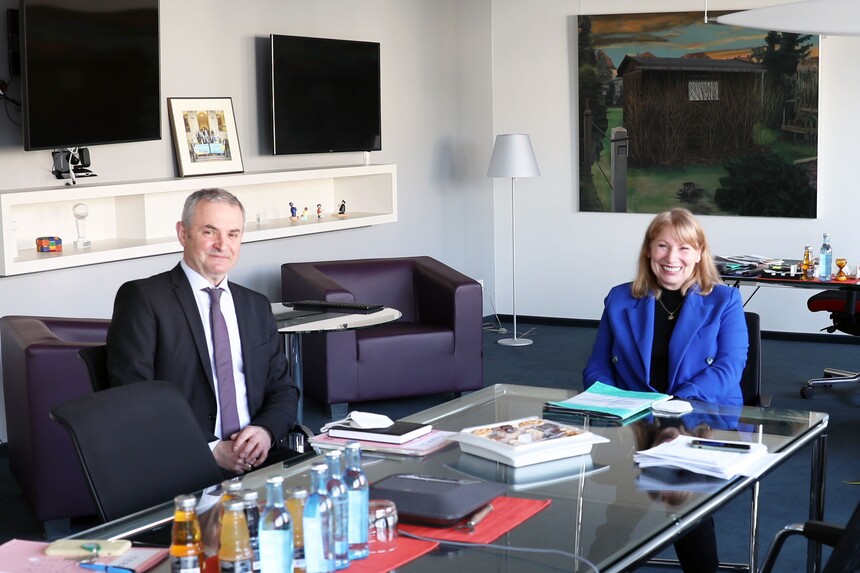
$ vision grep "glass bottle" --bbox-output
[343,442,369,560]
[304,463,334,573]
[259,476,293,573]
[221,480,244,504]
[323,450,350,569]
[170,494,203,573]
[219,499,253,573]
[241,490,262,572]
[801,246,812,281]
[287,487,308,573]
[820,233,833,281]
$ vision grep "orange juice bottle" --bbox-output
[219,499,253,573]
[170,494,203,573]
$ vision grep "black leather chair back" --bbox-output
[51,381,223,522]
[741,312,762,407]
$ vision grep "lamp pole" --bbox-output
[499,176,531,346]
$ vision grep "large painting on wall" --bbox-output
[577,12,819,217]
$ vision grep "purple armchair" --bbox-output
[281,257,483,416]
[0,315,109,531]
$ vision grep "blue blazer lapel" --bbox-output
[624,295,654,379]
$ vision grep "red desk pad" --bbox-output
[399,495,552,544]
[347,536,439,573]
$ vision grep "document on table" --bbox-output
[633,435,781,480]
[545,381,671,420]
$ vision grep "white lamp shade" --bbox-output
[716,0,860,36]
[487,134,540,178]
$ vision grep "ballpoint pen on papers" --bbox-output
[79,563,135,573]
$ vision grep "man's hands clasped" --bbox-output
[213,425,273,474]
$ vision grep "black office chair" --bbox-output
[650,312,766,572]
[741,311,765,407]
[51,380,224,522]
[802,285,860,398]
[758,497,860,573]
[78,344,110,392]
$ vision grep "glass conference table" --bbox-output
[72,385,829,573]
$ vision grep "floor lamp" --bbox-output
[487,134,540,347]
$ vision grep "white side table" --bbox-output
[271,304,402,422]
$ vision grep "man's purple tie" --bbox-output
[206,287,241,439]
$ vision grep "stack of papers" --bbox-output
[544,382,671,421]
[634,435,770,480]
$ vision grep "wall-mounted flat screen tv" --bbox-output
[271,34,381,155]
[20,0,160,151]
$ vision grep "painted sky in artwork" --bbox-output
[588,11,820,70]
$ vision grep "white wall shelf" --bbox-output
[0,164,397,276]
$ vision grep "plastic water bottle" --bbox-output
[820,233,833,281]
[304,464,334,573]
[324,450,350,569]
[343,442,369,560]
[258,476,293,573]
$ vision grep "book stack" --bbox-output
[326,420,433,444]
[309,429,454,457]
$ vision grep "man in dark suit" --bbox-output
[107,188,299,474]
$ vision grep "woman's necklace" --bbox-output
[657,296,683,321]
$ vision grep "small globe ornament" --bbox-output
[72,203,91,248]
[72,203,89,220]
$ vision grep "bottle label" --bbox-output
[171,555,201,573]
[220,559,253,573]
[347,491,369,543]
[303,517,328,572]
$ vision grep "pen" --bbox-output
[457,503,494,533]
[690,439,752,452]
[79,563,135,573]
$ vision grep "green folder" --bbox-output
[545,381,672,421]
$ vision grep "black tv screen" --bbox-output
[20,0,160,151]
[271,34,381,155]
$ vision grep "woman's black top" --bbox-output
[650,288,684,394]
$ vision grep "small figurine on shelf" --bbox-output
[338,200,347,216]
[289,202,298,221]
[301,207,309,221]
[72,203,92,248]
[317,204,323,219]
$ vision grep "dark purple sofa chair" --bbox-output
[281,257,483,417]
[0,315,109,533]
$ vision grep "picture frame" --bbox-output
[167,97,244,177]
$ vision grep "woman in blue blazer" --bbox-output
[583,208,748,573]
[583,209,748,405]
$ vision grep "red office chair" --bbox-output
[802,285,860,398]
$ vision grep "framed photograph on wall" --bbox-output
[168,97,244,177]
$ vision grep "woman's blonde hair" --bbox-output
[631,208,721,298]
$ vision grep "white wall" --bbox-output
[0,0,495,440]
[490,0,860,335]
